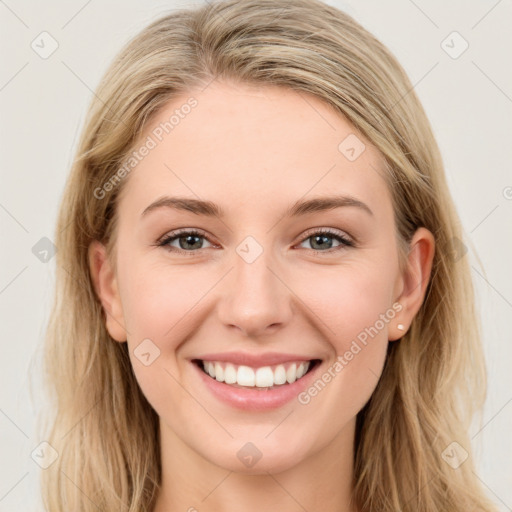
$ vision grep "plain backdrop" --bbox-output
[0,0,511,510]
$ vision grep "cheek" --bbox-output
[293,261,395,411]
[119,260,212,415]
[120,257,210,341]
[299,259,396,349]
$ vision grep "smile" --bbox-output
[194,359,320,389]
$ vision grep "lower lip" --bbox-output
[192,361,321,411]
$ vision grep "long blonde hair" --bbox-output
[38,0,496,510]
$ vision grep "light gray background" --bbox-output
[1,0,511,510]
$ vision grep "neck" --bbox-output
[153,418,358,512]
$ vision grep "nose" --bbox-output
[216,246,293,338]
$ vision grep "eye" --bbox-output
[155,227,354,255]
[157,229,214,253]
[297,228,354,253]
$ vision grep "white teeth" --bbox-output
[297,362,306,379]
[255,367,274,387]
[224,364,237,384]
[237,365,255,386]
[200,360,311,388]
[274,365,287,385]
[214,362,224,382]
[286,364,296,383]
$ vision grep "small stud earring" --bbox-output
[397,323,405,331]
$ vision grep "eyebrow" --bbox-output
[141,194,373,219]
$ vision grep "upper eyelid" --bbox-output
[158,227,353,248]
[157,227,209,242]
[299,226,351,240]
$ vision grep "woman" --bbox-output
[39,0,497,510]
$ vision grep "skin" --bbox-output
[89,80,434,512]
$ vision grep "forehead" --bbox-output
[117,81,393,222]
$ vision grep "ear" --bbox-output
[88,240,127,342]
[388,227,435,341]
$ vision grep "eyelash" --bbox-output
[155,227,355,256]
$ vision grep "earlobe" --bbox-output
[389,227,435,341]
[88,240,127,342]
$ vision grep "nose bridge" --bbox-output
[217,236,291,336]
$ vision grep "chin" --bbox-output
[201,434,313,475]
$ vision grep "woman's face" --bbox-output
[92,80,432,474]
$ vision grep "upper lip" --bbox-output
[193,352,318,367]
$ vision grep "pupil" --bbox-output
[312,235,332,250]
[177,234,335,251]
[180,235,202,250]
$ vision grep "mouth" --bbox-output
[192,358,322,390]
